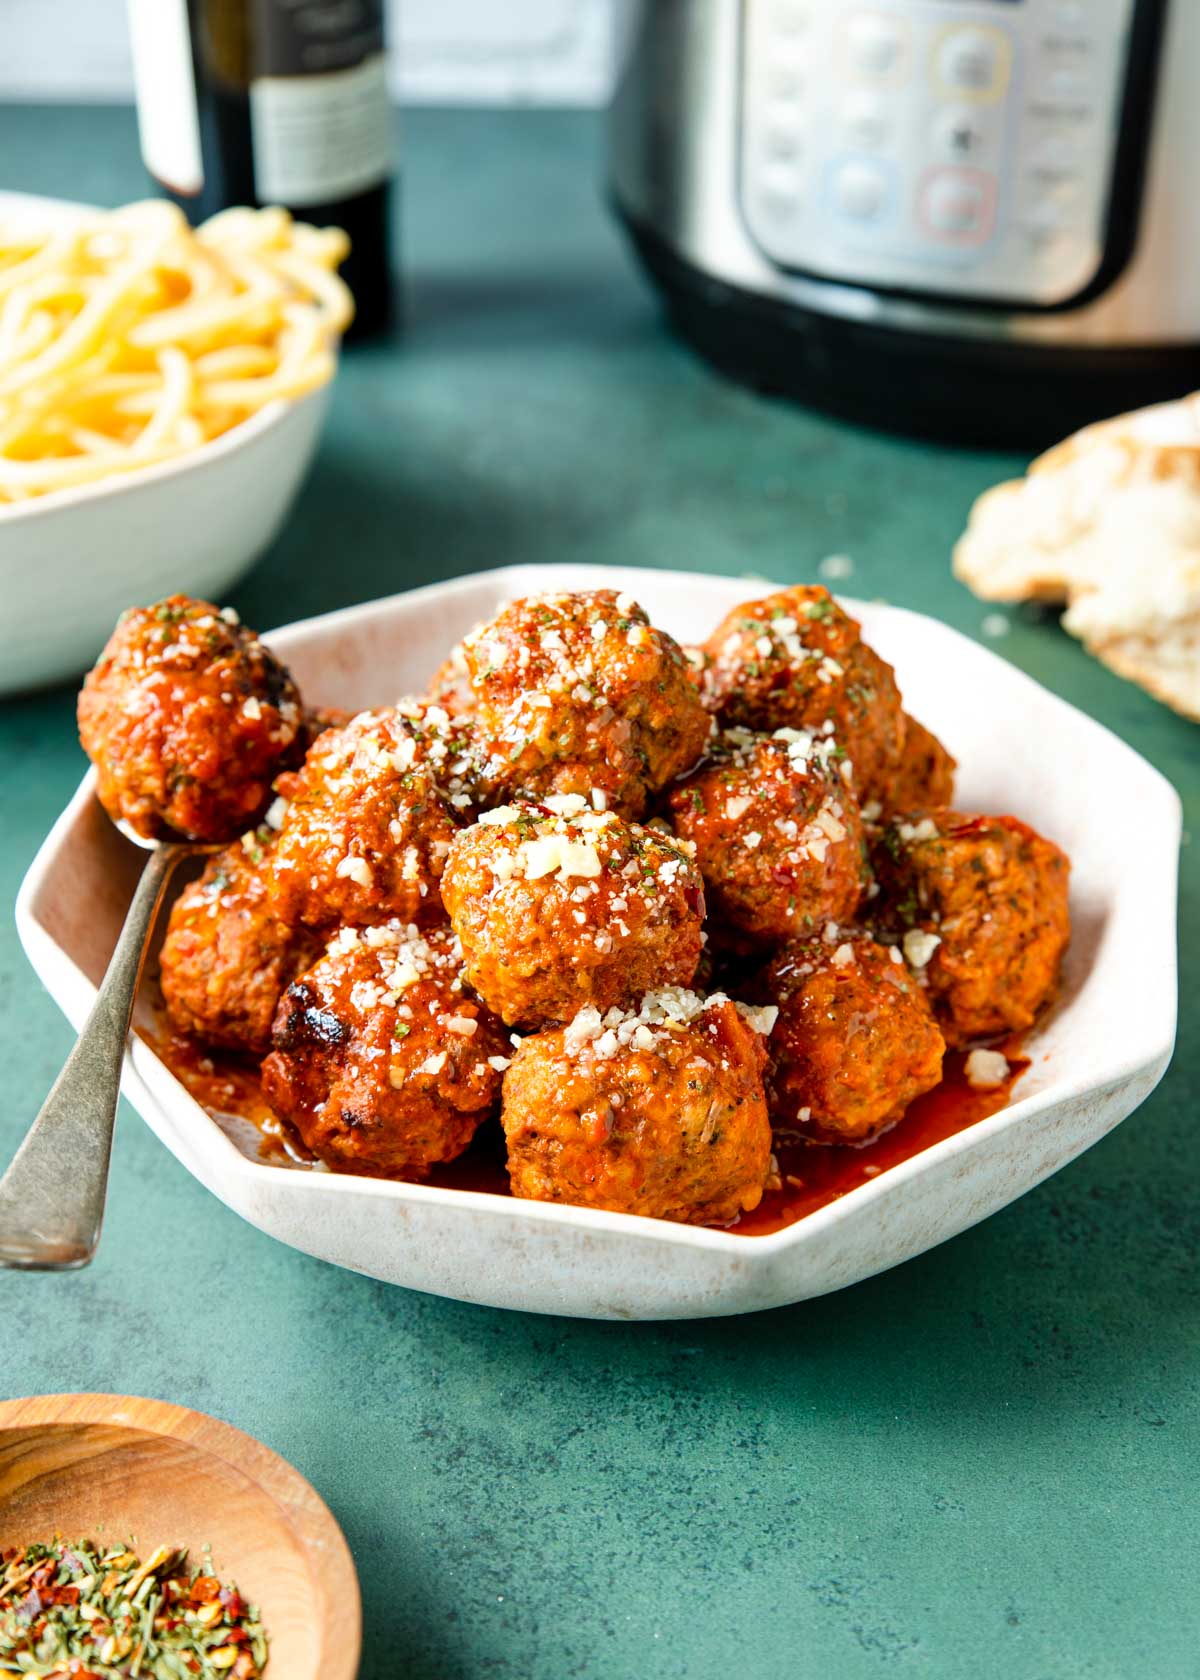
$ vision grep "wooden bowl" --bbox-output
[0,1393,360,1679]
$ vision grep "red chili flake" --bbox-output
[219,1586,245,1619]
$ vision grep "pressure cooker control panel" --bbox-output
[739,0,1144,307]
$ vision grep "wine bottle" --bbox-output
[126,0,395,337]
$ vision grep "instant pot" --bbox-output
[608,0,1199,444]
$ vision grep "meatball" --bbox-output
[441,796,705,1028]
[78,595,303,841]
[877,714,956,818]
[502,988,773,1225]
[262,922,509,1178]
[872,810,1071,1047]
[303,704,354,745]
[668,726,868,950]
[160,831,320,1055]
[703,586,906,807]
[426,639,476,718]
[267,702,477,929]
[680,645,717,708]
[463,588,710,818]
[756,933,945,1146]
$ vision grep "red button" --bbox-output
[917,167,996,244]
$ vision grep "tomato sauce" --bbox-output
[147,1027,1027,1237]
[144,1028,312,1167]
[737,1042,1027,1235]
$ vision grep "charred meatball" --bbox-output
[502,988,773,1225]
[463,589,710,818]
[262,922,509,1178]
[877,714,956,818]
[441,796,705,1028]
[160,830,320,1055]
[872,810,1070,1047]
[267,702,478,930]
[78,595,303,841]
[756,932,945,1146]
[703,586,906,808]
[668,726,868,950]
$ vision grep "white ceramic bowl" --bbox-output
[0,192,332,696]
[16,566,1181,1320]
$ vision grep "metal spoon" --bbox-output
[0,827,202,1271]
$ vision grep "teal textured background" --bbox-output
[0,107,1196,1679]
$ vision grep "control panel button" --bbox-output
[1025,202,1062,232]
[1041,31,1090,59]
[934,105,990,162]
[1031,132,1079,173]
[1027,158,1082,198]
[1028,95,1096,127]
[925,177,983,234]
[1023,176,1082,229]
[1020,201,1077,246]
[840,92,890,151]
[832,159,890,221]
[1044,65,1091,102]
[760,161,802,218]
[765,122,803,161]
[935,27,1012,103]
[918,168,996,244]
[769,66,805,104]
[772,1,809,36]
[845,13,908,80]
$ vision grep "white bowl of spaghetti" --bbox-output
[0,192,352,694]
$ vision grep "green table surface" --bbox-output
[1,105,1196,1680]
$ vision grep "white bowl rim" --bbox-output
[15,565,1182,1262]
[0,188,315,530]
[0,399,300,528]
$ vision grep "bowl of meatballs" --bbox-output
[18,565,1180,1319]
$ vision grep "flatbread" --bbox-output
[953,396,1200,720]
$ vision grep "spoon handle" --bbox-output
[0,844,185,1270]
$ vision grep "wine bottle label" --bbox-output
[126,0,204,196]
[250,52,391,206]
[254,0,384,76]
[250,0,391,207]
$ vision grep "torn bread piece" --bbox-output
[953,395,1200,721]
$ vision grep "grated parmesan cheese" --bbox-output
[897,817,939,844]
[965,1048,1009,1089]
[735,1002,778,1035]
[335,855,374,889]
[902,928,941,969]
